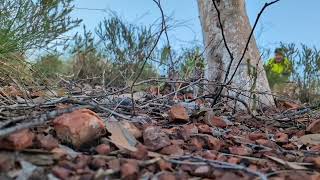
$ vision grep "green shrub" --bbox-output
[32,54,66,80]
[280,43,320,104]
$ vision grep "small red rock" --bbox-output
[307,120,320,134]
[227,157,240,164]
[121,162,139,180]
[90,158,107,169]
[95,144,111,155]
[219,172,240,180]
[282,143,296,150]
[198,124,212,134]
[216,154,228,162]
[168,104,189,122]
[249,132,266,141]
[180,164,193,172]
[190,137,205,150]
[143,126,170,151]
[74,155,91,169]
[158,159,173,171]
[205,112,227,128]
[275,132,289,143]
[52,166,72,180]
[303,157,315,163]
[207,136,221,151]
[229,146,252,156]
[256,139,276,148]
[249,165,258,171]
[51,147,68,159]
[130,144,148,160]
[202,151,217,160]
[0,129,34,150]
[310,174,320,180]
[159,172,176,180]
[312,157,320,168]
[211,116,228,128]
[183,124,198,134]
[310,145,320,151]
[36,134,59,150]
[193,166,211,177]
[53,109,105,148]
[160,144,184,156]
[0,154,14,171]
[171,139,185,146]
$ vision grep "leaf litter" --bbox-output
[0,84,319,180]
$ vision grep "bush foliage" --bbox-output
[280,43,320,104]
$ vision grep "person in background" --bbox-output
[265,48,293,92]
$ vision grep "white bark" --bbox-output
[197,0,274,108]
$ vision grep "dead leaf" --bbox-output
[307,120,320,134]
[265,155,308,170]
[105,117,138,152]
[105,118,162,158]
[120,121,142,139]
[297,134,320,146]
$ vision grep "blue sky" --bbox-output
[70,0,320,54]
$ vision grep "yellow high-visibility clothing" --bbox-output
[265,57,292,88]
[266,57,292,75]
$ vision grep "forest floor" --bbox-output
[0,82,320,180]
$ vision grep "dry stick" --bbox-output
[211,0,280,106]
[142,78,204,105]
[210,0,234,62]
[168,156,267,180]
[210,0,234,106]
[67,98,133,121]
[130,2,166,114]
[226,0,280,85]
[153,0,180,98]
[155,0,174,70]
[89,100,132,121]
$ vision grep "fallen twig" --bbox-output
[168,156,268,180]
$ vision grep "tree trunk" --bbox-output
[197,0,274,109]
